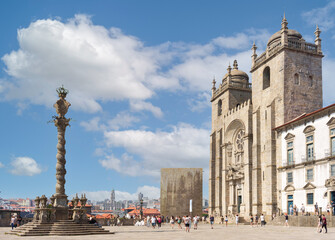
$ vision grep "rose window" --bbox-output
[235,130,245,151]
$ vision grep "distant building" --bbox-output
[160,168,202,217]
[111,189,116,210]
[138,192,143,201]
[202,199,209,209]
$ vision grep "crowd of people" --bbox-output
[287,201,335,216]
[140,215,201,232]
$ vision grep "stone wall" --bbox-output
[161,168,202,217]
[270,215,335,227]
[0,210,21,227]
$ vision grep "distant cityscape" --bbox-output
[0,189,209,216]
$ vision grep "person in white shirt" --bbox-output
[235,214,239,226]
[151,216,156,229]
[193,215,199,230]
[184,215,191,232]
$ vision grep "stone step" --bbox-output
[6,220,113,236]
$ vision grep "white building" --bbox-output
[275,104,335,213]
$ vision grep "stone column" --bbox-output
[243,133,252,216]
[221,143,228,216]
[252,108,262,214]
[53,86,71,220]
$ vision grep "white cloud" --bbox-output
[80,112,140,132]
[80,117,105,131]
[0,162,4,168]
[100,123,210,177]
[302,1,335,31]
[188,92,211,112]
[9,157,43,176]
[130,100,163,118]
[76,185,160,202]
[1,15,159,113]
[108,112,140,130]
[0,14,270,114]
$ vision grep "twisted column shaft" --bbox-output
[55,118,69,196]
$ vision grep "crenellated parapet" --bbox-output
[223,99,252,118]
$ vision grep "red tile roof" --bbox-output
[128,208,160,216]
[68,202,92,207]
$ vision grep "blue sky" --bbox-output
[1,0,335,202]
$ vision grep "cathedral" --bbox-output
[209,16,323,218]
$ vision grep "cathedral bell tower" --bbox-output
[249,16,323,215]
[209,60,252,217]
[211,60,251,118]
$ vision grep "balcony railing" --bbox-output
[283,161,295,167]
[301,155,315,163]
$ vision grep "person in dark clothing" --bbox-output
[321,214,327,233]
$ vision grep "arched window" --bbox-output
[263,67,270,89]
[309,76,313,87]
[218,99,222,116]
[294,73,299,85]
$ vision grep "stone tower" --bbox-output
[211,60,252,117]
[250,16,323,215]
[210,60,252,217]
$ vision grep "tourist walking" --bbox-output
[17,214,22,227]
[235,214,239,226]
[300,203,305,216]
[332,201,335,216]
[151,216,156,229]
[157,215,162,228]
[250,214,254,227]
[260,214,265,227]
[170,216,175,229]
[146,216,150,227]
[327,203,331,216]
[184,215,191,232]
[220,215,224,224]
[10,215,16,230]
[284,213,289,227]
[321,214,327,233]
[224,215,228,227]
[177,216,182,229]
[210,215,214,229]
[317,215,322,233]
[193,215,199,230]
[255,214,259,227]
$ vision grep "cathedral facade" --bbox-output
[209,17,323,218]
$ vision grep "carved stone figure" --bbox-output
[325,177,335,187]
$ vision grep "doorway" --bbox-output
[237,196,242,213]
[287,194,293,215]
[331,191,335,203]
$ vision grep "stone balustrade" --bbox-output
[33,193,88,223]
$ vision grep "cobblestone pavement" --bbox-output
[1,223,334,240]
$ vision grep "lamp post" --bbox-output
[140,199,143,219]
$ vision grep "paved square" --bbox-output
[1,223,334,240]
